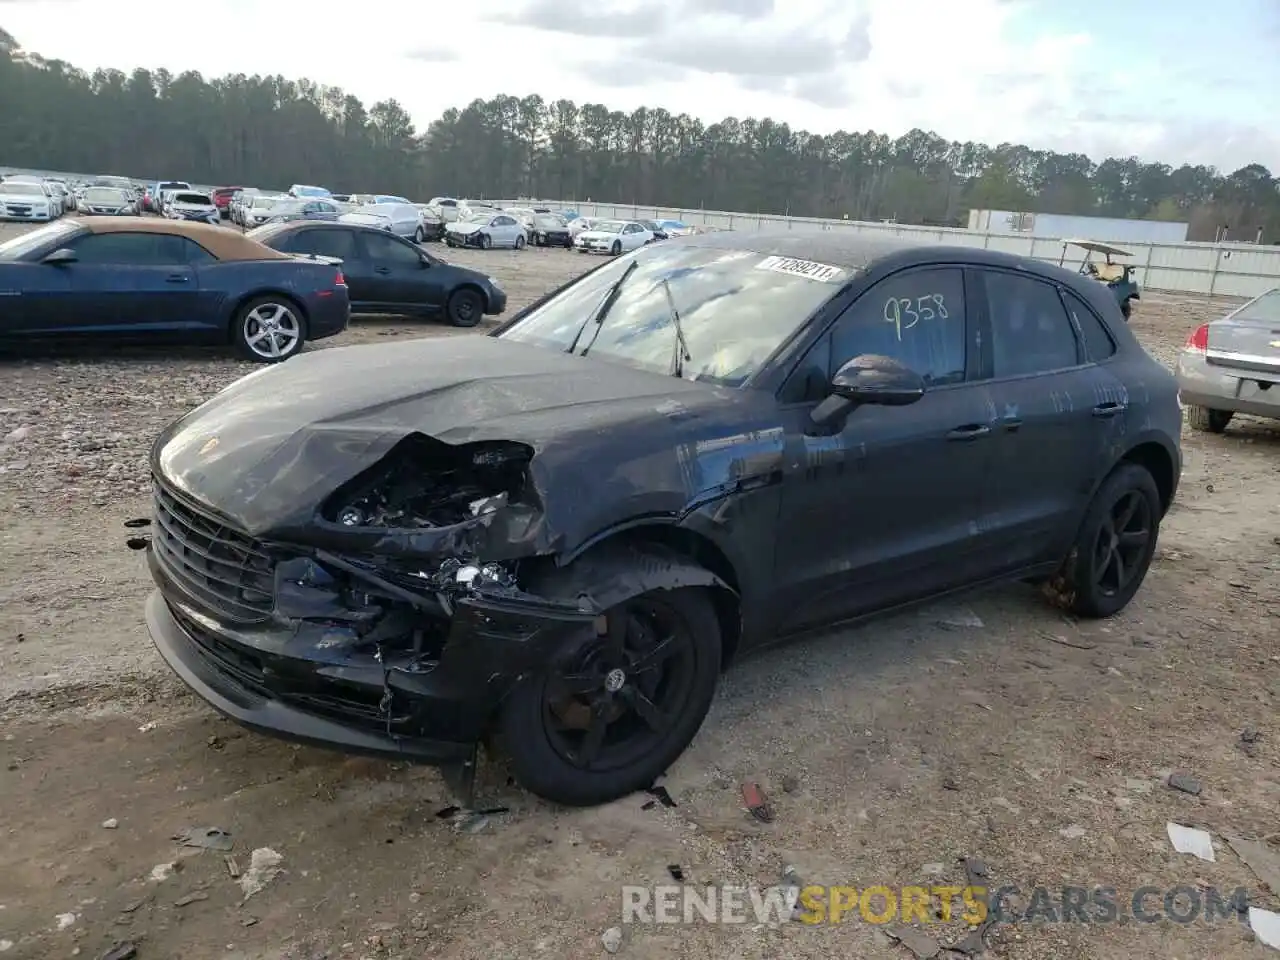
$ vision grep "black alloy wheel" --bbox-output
[499,586,721,806]
[1091,489,1153,598]
[1047,463,1162,618]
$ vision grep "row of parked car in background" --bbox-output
[2,171,713,261]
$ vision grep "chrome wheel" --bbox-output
[242,302,301,360]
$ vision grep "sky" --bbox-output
[3,0,1278,172]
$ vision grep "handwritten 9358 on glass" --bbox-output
[884,294,949,341]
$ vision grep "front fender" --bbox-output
[525,542,735,613]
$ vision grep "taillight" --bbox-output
[1184,324,1209,353]
[334,270,345,286]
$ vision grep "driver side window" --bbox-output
[829,268,968,387]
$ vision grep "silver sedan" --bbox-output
[1175,287,1280,432]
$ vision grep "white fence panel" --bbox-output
[553,200,1280,298]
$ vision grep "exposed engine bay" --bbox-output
[322,434,532,531]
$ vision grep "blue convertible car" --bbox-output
[0,218,349,361]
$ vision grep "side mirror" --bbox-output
[43,248,77,266]
[810,355,926,428]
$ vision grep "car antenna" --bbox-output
[661,277,691,378]
[568,259,639,356]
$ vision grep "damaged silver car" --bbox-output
[135,231,1181,806]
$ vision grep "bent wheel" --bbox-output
[1044,463,1161,618]
[499,586,721,806]
[233,297,306,362]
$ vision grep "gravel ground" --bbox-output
[1,219,1279,960]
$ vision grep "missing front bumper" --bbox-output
[145,564,596,763]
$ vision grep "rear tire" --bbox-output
[515,234,526,250]
[446,287,483,328]
[498,584,722,806]
[1044,463,1161,619]
[414,226,426,243]
[231,296,307,363]
[1186,405,1232,433]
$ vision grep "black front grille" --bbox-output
[152,480,276,623]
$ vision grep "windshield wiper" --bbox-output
[569,260,638,356]
[661,278,692,378]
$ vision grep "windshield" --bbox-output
[592,220,625,233]
[84,188,130,203]
[271,200,306,215]
[2,182,45,196]
[534,215,566,228]
[460,210,491,223]
[252,196,279,208]
[174,193,212,205]
[0,220,80,260]
[293,186,330,197]
[497,245,846,386]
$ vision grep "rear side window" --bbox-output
[829,267,968,386]
[981,271,1081,377]
[1062,289,1116,361]
[304,229,359,261]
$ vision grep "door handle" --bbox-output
[165,274,188,283]
[1092,402,1127,418]
[374,266,391,275]
[946,424,991,441]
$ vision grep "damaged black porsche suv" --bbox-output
[139,232,1182,806]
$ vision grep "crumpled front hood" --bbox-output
[447,223,482,235]
[152,335,775,550]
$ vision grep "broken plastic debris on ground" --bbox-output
[238,847,284,900]
[1166,822,1215,862]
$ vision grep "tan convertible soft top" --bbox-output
[77,216,290,261]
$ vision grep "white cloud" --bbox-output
[1,0,1274,169]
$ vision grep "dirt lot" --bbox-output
[1,219,1278,960]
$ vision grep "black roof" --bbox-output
[676,228,1070,279]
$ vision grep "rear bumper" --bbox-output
[306,290,350,341]
[1175,352,1280,419]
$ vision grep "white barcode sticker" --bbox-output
[754,255,846,283]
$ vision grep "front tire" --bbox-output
[446,287,483,328]
[610,240,622,256]
[414,226,426,244]
[498,585,722,806]
[232,296,306,363]
[1045,463,1162,618]
[479,232,492,250]
[1186,405,1232,433]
